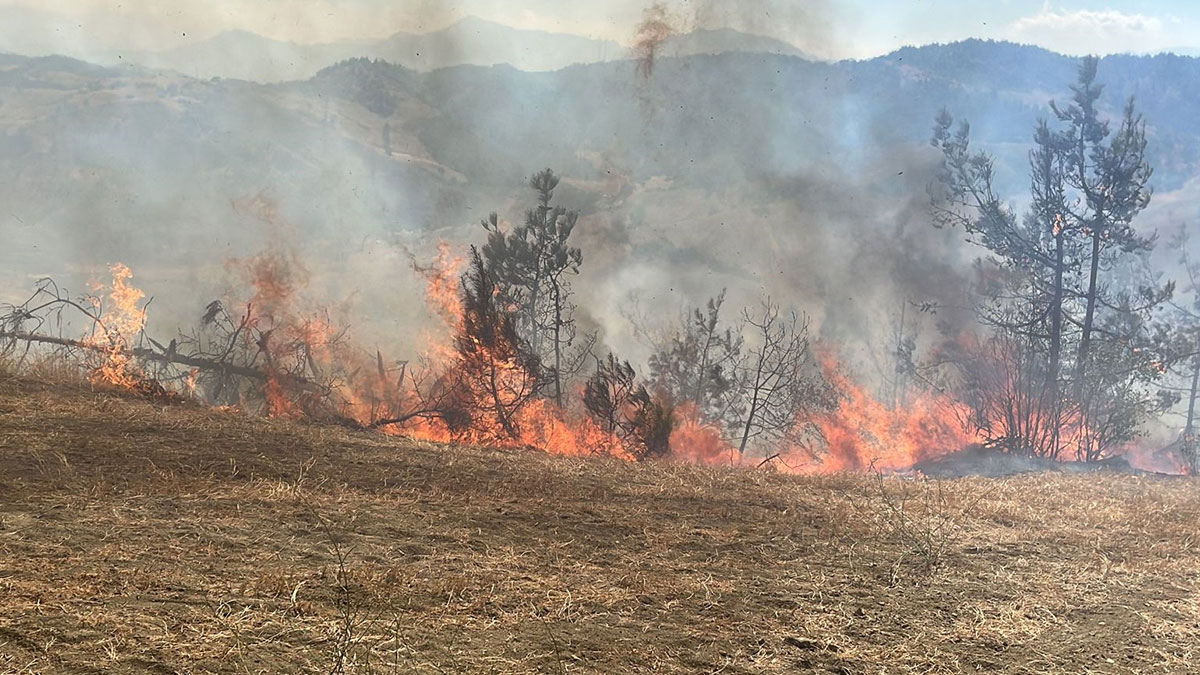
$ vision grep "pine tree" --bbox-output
[931,57,1172,460]
[480,169,589,406]
[452,248,547,440]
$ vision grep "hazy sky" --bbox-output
[0,0,1197,60]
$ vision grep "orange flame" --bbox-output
[661,363,979,475]
[85,263,148,389]
[802,358,978,473]
[166,239,1182,476]
[669,403,735,465]
[398,248,981,469]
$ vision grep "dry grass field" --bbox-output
[2,373,1200,673]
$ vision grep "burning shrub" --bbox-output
[82,263,149,389]
[944,332,1067,459]
[447,248,549,442]
[648,290,743,427]
[583,353,674,460]
[0,265,157,392]
[630,391,675,460]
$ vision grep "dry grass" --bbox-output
[1,373,1199,673]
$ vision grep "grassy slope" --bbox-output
[1,374,1199,673]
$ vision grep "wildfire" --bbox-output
[395,249,1033,473]
[85,263,148,389]
[669,403,736,465]
[1123,443,1191,474]
[414,242,464,327]
[660,362,979,475]
[232,249,415,424]
[406,242,464,366]
[802,359,979,473]
[515,399,634,460]
[53,252,1184,477]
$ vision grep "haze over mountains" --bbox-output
[114,17,626,82]
[2,33,1200,363]
[2,15,815,83]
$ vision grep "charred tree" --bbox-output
[931,57,1171,461]
[583,353,640,438]
[1161,229,1200,471]
[648,290,743,425]
[453,247,548,441]
[731,299,825,456]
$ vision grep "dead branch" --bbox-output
[0,330,315,388]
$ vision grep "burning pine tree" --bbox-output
[442,247,550,442]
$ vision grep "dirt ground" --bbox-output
[2,374,1199,674]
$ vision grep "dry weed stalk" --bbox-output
[852,469,982,577]
[292,467,414,675]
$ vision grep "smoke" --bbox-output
[690,0,835,57]
[564,147,976,377]
[0,0,1075,409]
[633,3,679,80]
[578,0,972,375]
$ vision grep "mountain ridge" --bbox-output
[84,16,823,83]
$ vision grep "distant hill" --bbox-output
[660,28,815,59]
[118,29,364,82]
[369,16,624,73]
[98,17,813,83]
[94,18,623,82]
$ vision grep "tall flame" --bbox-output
[85,263,148,389]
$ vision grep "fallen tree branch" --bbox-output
[0,330,312,387]
[757,452,782,468]
[367,410,441,429]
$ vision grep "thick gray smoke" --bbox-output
[4,1,1195,395]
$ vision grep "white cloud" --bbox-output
[1006,7,1181,55]
[1015,8,1164,33]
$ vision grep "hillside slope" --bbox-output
[1,375,1199,673]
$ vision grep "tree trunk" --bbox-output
[693,328,714,410]
[488,362,518,439]
[1075,227,1103,398]
[1187,356,1200,438]
[551,278,563,407]
[1047,230,1066,458]
[0,330,306,385]
[1185,345,1200,472]
[737,351,767,457]
[526,210,547,358]
[527,272,543,357]
[892,301,906,408]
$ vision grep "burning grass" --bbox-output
[2,374,1200,673]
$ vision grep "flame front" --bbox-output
[68,255,1182,476]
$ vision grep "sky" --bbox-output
[0,0,1197,60]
